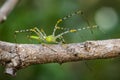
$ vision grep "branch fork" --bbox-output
[0,39,120,76]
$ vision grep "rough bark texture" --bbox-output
[0,0,120,77]
[0,39,120,76]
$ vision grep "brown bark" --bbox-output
[0,39,120,76]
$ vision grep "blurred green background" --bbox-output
[0,0,120,80]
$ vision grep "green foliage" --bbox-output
[0,0,120,80]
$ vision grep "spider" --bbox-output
[15,10,98,44]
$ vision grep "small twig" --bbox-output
[0,39,120,76]
[0,0,19,23]
[0,0,119,77]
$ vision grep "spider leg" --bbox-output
[58,36,66,44]
[41,43,57,52]
[56,25,98,38]
[40,29,47,37]
[52,10,83,36]
[33,27,46,40]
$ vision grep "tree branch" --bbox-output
[0,0,19,23]
[0,0,119,77]
[0,39,120,76]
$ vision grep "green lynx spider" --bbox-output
[15,10,98,44]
